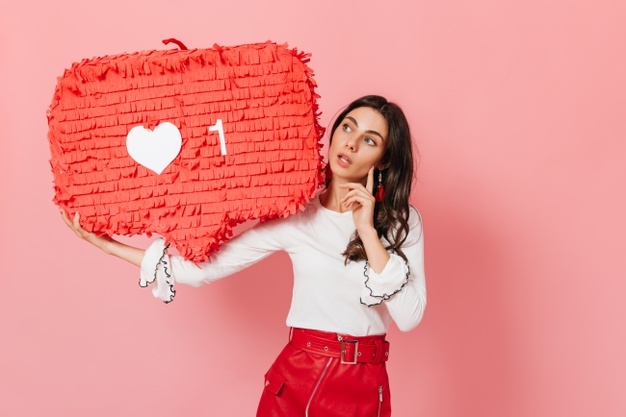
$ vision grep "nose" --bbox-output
[345,137,357,152]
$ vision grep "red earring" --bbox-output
[375,171,385,202]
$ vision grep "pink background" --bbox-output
[1,0,625,416]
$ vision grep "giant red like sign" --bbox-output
[48,41,325,262]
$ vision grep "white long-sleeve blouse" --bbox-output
[139,197,426,336]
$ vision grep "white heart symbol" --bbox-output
[126,122,182,175]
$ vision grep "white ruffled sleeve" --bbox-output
[359,254,410,306]
[359,206,427,331]
[139,238,176,303]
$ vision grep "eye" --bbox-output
[364,137,376,146]
[342,123,351,132]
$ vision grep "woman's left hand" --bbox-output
[338,166,377,233]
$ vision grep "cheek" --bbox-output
[375,146,389,163]
[366,147,386,164]
[328,134,342,153]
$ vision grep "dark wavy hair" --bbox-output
[329,95,415,263]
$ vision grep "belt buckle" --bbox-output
[340,340,359,364]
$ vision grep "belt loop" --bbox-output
[289,327,294,342]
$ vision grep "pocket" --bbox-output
[263,366,285,396]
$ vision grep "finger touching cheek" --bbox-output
[48,41,325,262]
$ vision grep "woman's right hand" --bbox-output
[60,210,112,254]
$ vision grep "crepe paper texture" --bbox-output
[48,40,325,262]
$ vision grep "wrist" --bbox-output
[359,226,378,241]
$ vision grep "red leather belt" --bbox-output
[289,328,390,364]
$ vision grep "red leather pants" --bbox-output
[256,328,391,417]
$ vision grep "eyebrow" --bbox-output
[345,116,386,142]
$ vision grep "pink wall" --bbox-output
[1,0,625,416]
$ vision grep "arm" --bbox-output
[145,223,284,286]
[139,217,286,302]
[61,210,145,266]
[337,169,427,331]
[62,209,285,302]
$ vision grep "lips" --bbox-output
[337,153,352,167]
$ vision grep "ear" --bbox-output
[376,162,390,171]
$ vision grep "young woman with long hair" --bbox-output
[62,95,426,416]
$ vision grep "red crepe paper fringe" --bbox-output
[49,41,325,262]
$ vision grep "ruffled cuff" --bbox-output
[139,238,176,303]
[360,255,410,307]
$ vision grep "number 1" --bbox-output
[208,119,227,155]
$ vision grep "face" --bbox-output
[328,106,389,184]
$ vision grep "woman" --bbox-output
[62,95,426,416]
